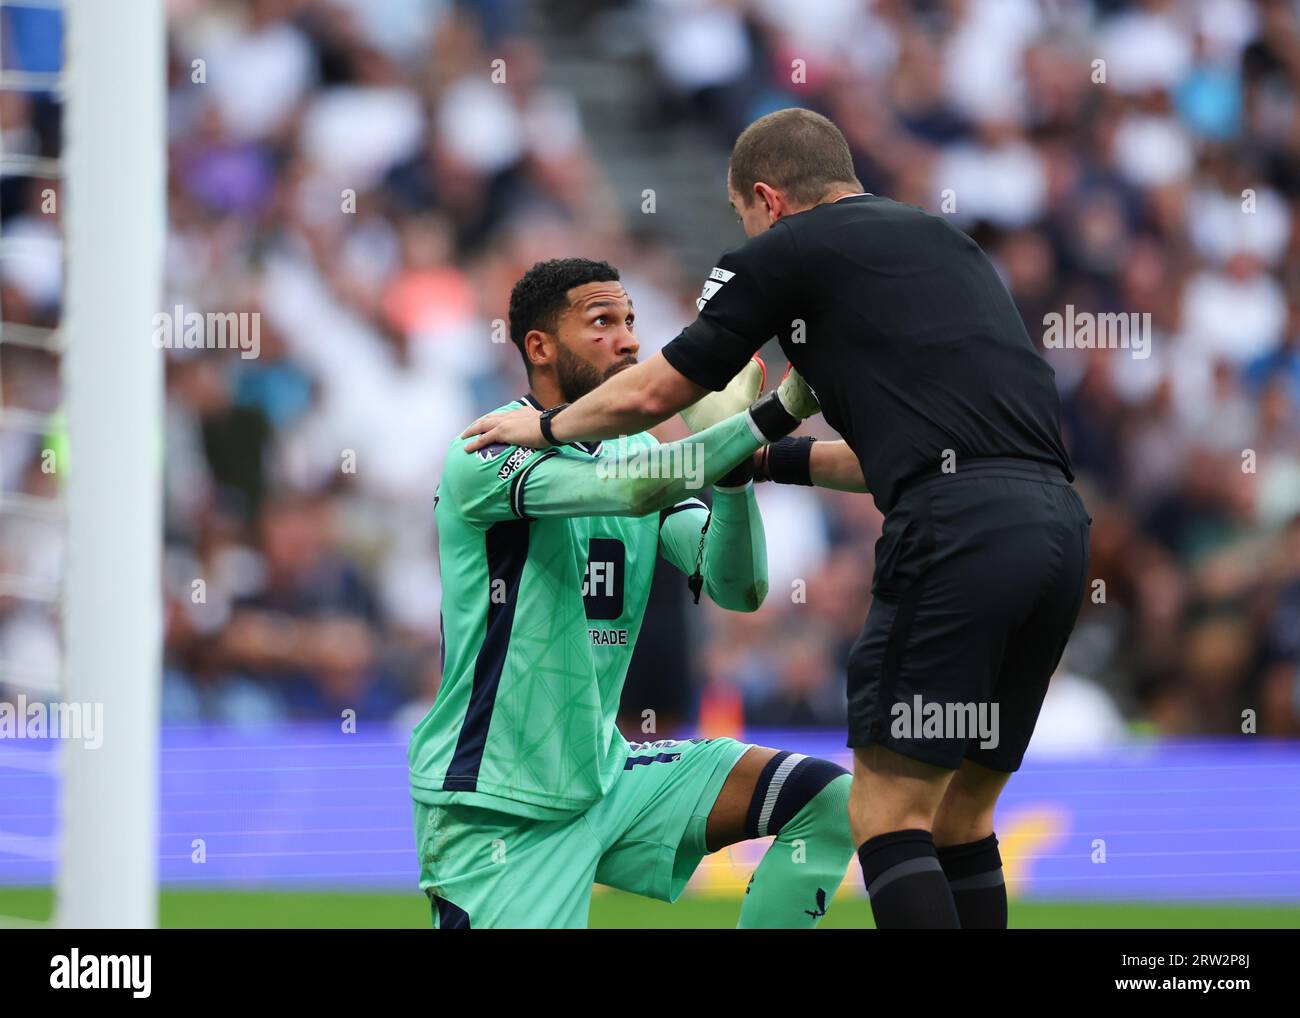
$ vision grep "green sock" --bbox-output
[737,773,855,928]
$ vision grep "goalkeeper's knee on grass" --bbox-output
[737,754,854,929]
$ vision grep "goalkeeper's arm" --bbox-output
[448,411,765,525]
[658,485,767,612]
[447,366,820,524]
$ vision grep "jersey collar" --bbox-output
[519,392,602,456]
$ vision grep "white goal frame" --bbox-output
[55,0,165,929]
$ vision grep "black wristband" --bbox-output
[765,436,816,485]
[716,458,754,489]
[538,403,569,446]
[747,390,800,442]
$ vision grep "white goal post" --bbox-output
[56,0,165,928]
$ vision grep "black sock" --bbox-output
[857,829,960,929]
[936,833,1007,929]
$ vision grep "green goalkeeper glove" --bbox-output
[678,355,766,488]
[678,355,766,434]
[747,364,820,442]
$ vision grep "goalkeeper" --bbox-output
[409,258,846,929]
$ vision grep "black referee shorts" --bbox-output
[846,458,1091,772]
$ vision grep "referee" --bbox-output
[462,107,1090,929]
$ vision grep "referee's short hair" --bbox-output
[728,108,862,207]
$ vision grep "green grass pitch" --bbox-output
[2,887,1297,928]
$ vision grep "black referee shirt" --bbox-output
[662,194,1072,513]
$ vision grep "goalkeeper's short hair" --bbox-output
[508,257,620,378]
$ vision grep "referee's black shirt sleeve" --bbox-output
[662,223,799,391]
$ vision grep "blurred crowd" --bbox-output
[1,0,1298,744]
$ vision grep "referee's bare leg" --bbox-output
[848,745,958,928]
[931,760,1013,928]
[849,749,1013,929]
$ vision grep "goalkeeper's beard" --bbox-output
[555,344,636,404]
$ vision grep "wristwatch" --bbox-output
[538,403,569,447]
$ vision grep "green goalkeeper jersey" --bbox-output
[408,394,767,819]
